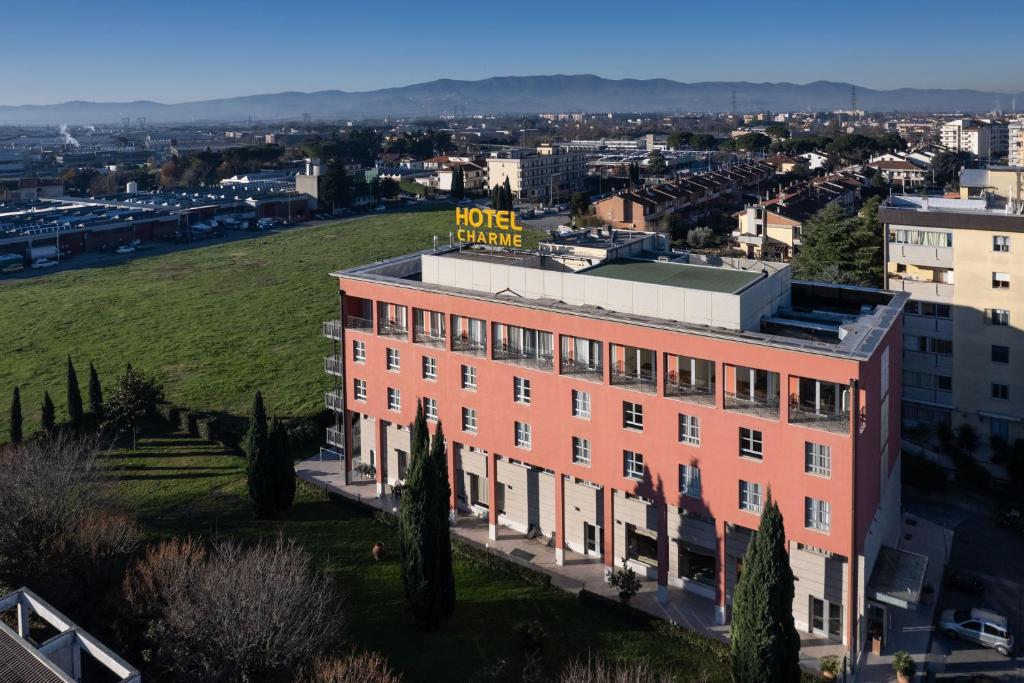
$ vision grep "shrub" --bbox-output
[820,654,840,675]
[452,538,551,588]
[185,411,199,437]
[307,649,403,683]
[892,651,915,678]
[607,561,641,603]
[559,655,675,683]
[902,453,948,492]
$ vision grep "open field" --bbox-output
[0,207,536,437]
[104,428,732,682]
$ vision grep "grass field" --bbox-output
[105,428,732,682]
[0,207,534,436]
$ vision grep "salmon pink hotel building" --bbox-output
[321,226,912,659]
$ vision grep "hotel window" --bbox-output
[572,389,591,419]
[739,427,763,459]
[739,481,763,513]
[422,356,437,380]
[805,498,831,533]
[386,348,400,371]
[461,364,477,390]
[679,414,700,445]
[514,421,532,449]
[993,272,1010,289]
[354,378,367,402]
[679,464,701,497]
[989,309,1010,326]
[992,345,1010,364]
[992,383,1010,401]
[513,377,531,404]
[993,235,1011,252]
[462,407,477,433]
[623,401,644,430]
[805,442,831,477]
[624,450,645,480]
[387,387,401,411]
[572,436,591,466]
[424,397,438,422]
[353,340,366,363]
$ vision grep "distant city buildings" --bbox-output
[940,118,1009,160]
[485,145,586,203]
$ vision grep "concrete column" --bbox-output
[718,361,728,410]
[374,418,386,497]
[487,453,498,541]
[780,373,792,424]
[656,499,669,604]
[447,440,458,523]
[16,597,29,638]
[602,487,615,575]
[554,473,566,565]
[715,521,728,625]
[343,409,354,486]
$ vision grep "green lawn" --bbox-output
[0,207,531,435]
[106,429,731,682]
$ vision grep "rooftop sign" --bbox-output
[455,208,523,248]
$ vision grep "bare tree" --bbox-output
[559,655,677,683]
[307,650,403,683]
[123,537,345,682]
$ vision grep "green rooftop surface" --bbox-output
[584,259,762,293]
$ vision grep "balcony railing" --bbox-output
[610,368,657,394]
[788,400,850,434]
[324,390,345,412]
[724,390,780,420]
[492,344,554,371]
[319,446,344,461]
[378,319,408,337]
[324,355,344,376]
[560,357,604,382]
[452,335,487,356]
[345,315,373,331]
[665,378,716,405]
[326,426,345,448]
[323,319,342,340]
[413,325,447,348]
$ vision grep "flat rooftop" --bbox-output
[583,259,761,294]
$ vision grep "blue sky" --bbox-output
[3,0,1022,105]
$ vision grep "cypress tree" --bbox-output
[66,356,84,431]
[400,401,442,628]
[88,362,104,423]
[270,418,296,511]
[9,386,23,444]
[491,184,501,209]
[41,391,56,435]
[730,490,801,683]
[502,176,513,210]
[244,391,268,463]
[451,167,465,200]
[246,428,274,517]
[430,421,456,617]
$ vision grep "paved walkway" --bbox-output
[856,512,954,683]
[297,456,848,677]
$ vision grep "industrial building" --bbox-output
[321,222,910,661]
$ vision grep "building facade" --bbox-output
[322,226,908,661]
[485,145,586,203]
[940,118,1009,161]
[882,195,1024,443]
[1009,120,1024,168]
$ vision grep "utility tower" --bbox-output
[136,117,146,132]
[731,88,737,117]
[850,85,857,121]
[121,117,131,132]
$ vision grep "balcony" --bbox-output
[665,378,715,406]
[345,315,373,331]
[735,233,764,246]
[324,355,344,376]
[414,325,447,348]
[560,357,604,382]
[324,390,345,412]
[326,426,345,449]
[378,319,408,337]
[452,335,487,356]
[788,401,850,434]
[319,446,344,461]
[493,343,554,371]
[611,368,657,394]
[887,278,954,302]
[323,319,342,340]
[724,391,779,420]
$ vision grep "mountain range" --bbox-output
[1,75,1020,125]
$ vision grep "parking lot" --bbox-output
[912,490,1024,681]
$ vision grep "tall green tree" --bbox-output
[88,362,104,423]
[430,421,455,617]
[41,391,56,435]
[502,177,513,210]
[570,191,590,218]
[66,356,84,432]
[450,167,465,200]
[791,203,852,283]
[244,391,268,463]
[647,151,668,175]
[847,196,884,288]
[246,426,274,517]
[270,418,296,511]
[105,365,164,448]
[9,386,23,444]
[730,491,801,683]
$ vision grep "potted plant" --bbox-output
[607,559,641,604]
[892,650,916,683]
[819,654,840,681]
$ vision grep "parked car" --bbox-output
[31,258,57,269]
[374,204,387,211]
[940,608,1014,656]
[115,245,135,255]
[2,262,24,274]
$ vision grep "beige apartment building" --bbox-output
[485,145,586,204]
[881,195,1024,443]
